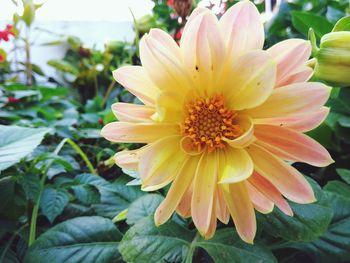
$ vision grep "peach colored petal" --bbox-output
[204,199,217,240]
[114,146,149,171]
[217,147,253,184]
[192,152,218,235]
[224,116,256,148]
[267,39,311,88]
[277,66,313,88]
[225,50,276,110]
[140,29,192,96]
[221,181,256,244]
[177,182,193,218]
[219,0,264,59]
[247,182,274,214]
[253,107,330,132]
[111,103,155,122]
[216,186,229,224]
[154,156,199,226]
[247,144,316,204]
[245,82,331,118]
[101,122,179,143]
[139,136,186,191]
[248,171,293,216]
[254,125,334,167]
[113,66,159,105]
[180,11,225,96]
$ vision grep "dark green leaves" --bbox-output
[40,188,69,223]
[196,229,277,263]
[0,125,50,171]
[24,216,122,263]
[291,11,333,38]
[119,216,193,263]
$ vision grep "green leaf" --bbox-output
[126,194,164,225]
[75,174,144,218]
[40,188,69,223]
[196,229,277,263]
[338,115,350,128]
[71,184,100,205]
[336,168,350,184]
[18,173,40,202]
[332,16,350,32]
[24,216,122,263]
[291,191,350,263]
[0,125,50,171]
[259,180,333,242]
[119,216,193,263]
[324,181,350,198]
[47,60,79,76]
[291,11,333,38]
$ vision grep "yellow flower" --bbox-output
[101,1,333,243]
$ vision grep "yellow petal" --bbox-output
[191,152,218,235]
[101,122,179,143]
[154,156,199,226]
[221,181,256,244]
[176,182,193,218]
[223,116,255,148]
[140,136,187,191]
[218,147,253,184]
[111,103,155,122]
[216,186,230,224]
[114,146,148,171]
[113,66,159,105]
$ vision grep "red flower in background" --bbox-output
[7,96,20,104]
[167,0,174,7]
[0,24,16,42]
[0,53,5,63]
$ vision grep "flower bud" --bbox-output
[314,31,350,87]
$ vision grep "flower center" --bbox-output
[182,94,242,152]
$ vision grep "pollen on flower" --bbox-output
[182,94,242,152]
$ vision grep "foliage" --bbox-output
[1,0,350,263]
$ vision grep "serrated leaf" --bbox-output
[119,216,193,263]
[336,168,350,184]
[24,216,122,263]
[291,11,333,38]
[0,125,50,171]
[75,174,144,218]
[40,188,69,223]
[291,191,350,263]
[18,173,40,202]
[71,184,100,205]
[332,16,350,32]
[126,194,164,225]
[196,229,277,263]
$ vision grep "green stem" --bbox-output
[28,138,67,246]
[129,7,140,58]
[102,79,116,108]
[24,25,32,86]
[183,232,200,263]
[66,138,97,175]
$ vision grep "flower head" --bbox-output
[101,0,333,243]
[0,24,16,42]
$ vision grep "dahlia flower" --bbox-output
[101,0,333,243]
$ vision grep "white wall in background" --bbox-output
[0,0,153,81]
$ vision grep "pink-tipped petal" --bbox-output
[154,156,199,226]
[180,11,225,96]
[216,186,230,224]
[247,144,316,204]
[101,122,178,143]
[249,171,293,216]
[218,147,253,184]
[139,136,186,191]
[114,146,148,171]
[204,200,218,240]
[245,82,331,118]
[221,181,256,244]
[267,39,311,88]
[177,182,193,218]
[113,66,159,105]
[111,103,155,122]
[219,0,264,59]
[253,107,330,132]
[247,182,274,214]
[140,30,192,96]
[277,66,313,88]
[192,152,218,235]
[254,124,334,167]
